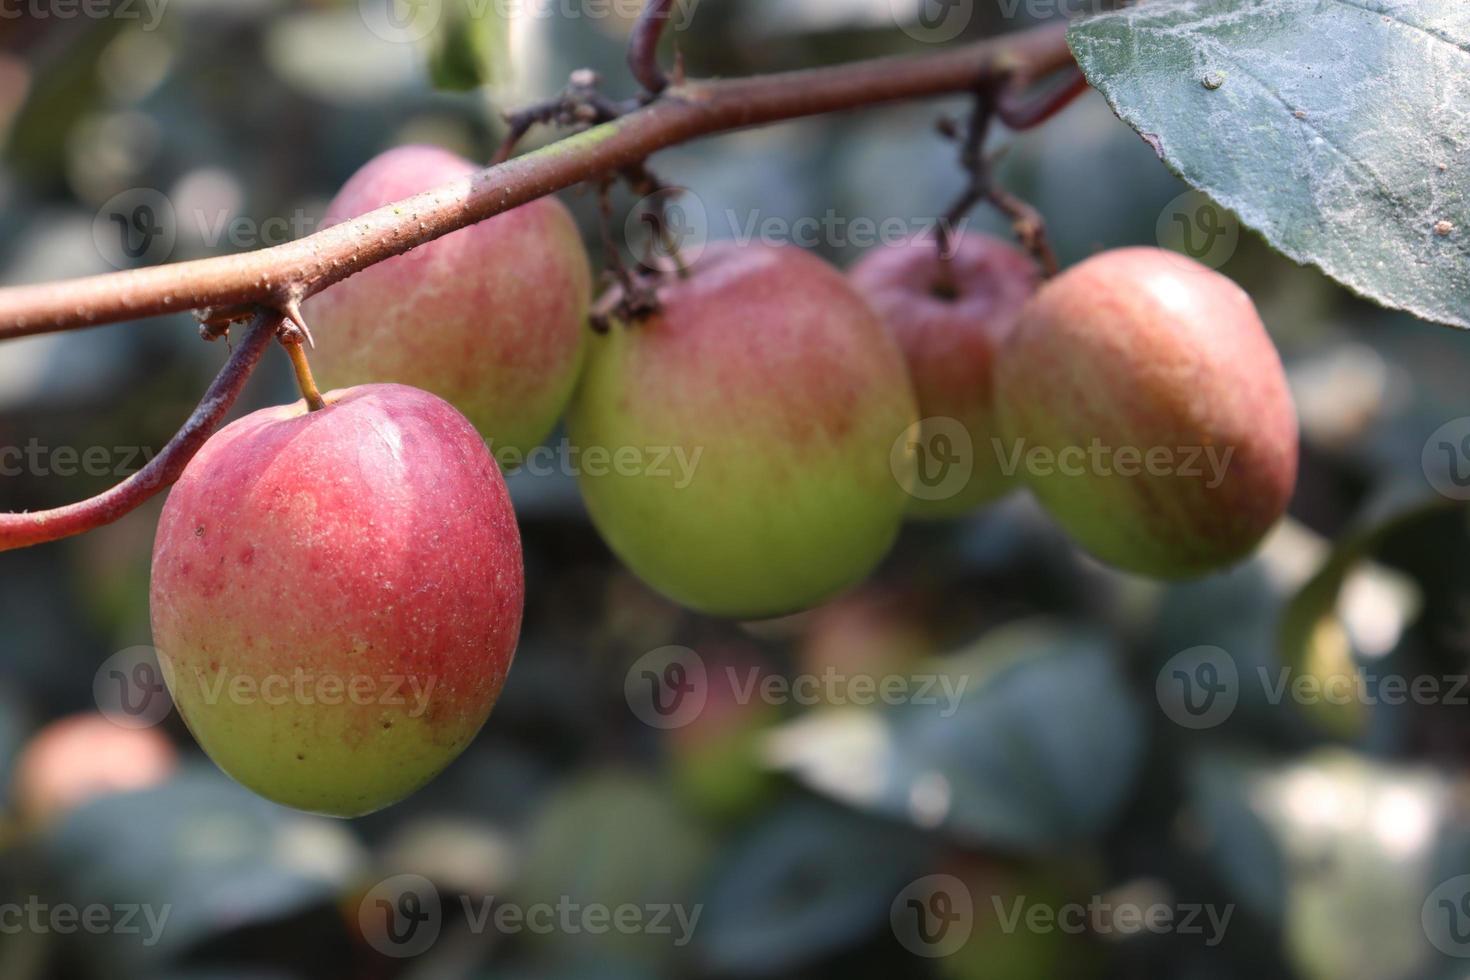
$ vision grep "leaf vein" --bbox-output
[1209,51,1404,211]
[1327,0,1470,59]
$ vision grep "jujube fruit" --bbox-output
[305,145,592,461]
[994,247,1298,578]
[11,713,178,826]
[149,384,524,817]
[851,232,1040,516]
[567,242,920,619]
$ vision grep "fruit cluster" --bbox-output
[149,147,1299,816]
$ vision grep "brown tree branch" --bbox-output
[0,21,1078,343]
[0,313,277,551]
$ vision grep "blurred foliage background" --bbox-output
[2,1,1470,978]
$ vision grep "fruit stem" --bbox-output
[284,339,327,412]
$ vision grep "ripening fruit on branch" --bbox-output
[995,247,1298,578]
[305,145,592,461]
[567,243,920,619]
[149,384,524,817]
[851,232,1040,516]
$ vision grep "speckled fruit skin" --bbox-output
[851,233,1040,517]
[149,384,524,817]
[304,145,592,460]
[995,247,1298,578]
[567,243,919,619]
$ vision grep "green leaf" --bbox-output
[427,0,514,93]
[1253,751,1453,980]
[1277,498,1467,737]
[42,766,363,973]
[696,799,933,975]
[514,771,712,965]
[1069,0,1470,328]
[769,622,1147,854]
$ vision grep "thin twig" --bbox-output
[0,312,278,551]
[996,64,1090,130]
[628,0,677,97]
[592,179,660,330]
[937,86,1062,281]
[491,69,634,164]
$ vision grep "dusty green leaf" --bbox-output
[1069,0,1470,328]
